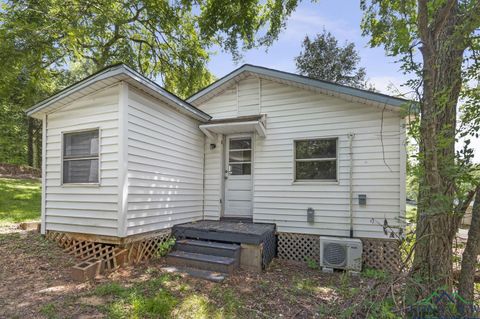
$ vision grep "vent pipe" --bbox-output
[348,132,355,238]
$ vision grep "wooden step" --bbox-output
[172,220,276,245]
[166,251,237,274]
[175,239,240,261]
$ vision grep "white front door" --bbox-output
[224,136,253,218]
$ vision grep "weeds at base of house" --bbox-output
[6,224,477,318]
[155,237,176,258]
[2,224,401,319]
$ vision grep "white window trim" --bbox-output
[293,137,339,183]
[61,127,101,187]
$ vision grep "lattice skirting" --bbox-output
[277,233,320,262]
[362,238,401,273]
[46,229,172,273]
[277,232,401,273]
[261,230,277,268]
[124,230,172,264]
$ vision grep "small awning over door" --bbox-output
[199,114,266,140]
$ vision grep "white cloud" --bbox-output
[283,7,358,41]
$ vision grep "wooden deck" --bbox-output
[172,220,275,245]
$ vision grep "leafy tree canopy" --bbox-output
[0,0,300,166]
[361,0,480,299]
[0,0,299,98]
[295,30,368,88]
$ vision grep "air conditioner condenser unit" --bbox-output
[320,236,362,272]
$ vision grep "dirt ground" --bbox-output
[0,225,398,319]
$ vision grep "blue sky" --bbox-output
[207,1,409,95]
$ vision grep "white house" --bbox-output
[27,64,407,269]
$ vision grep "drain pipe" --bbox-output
[348,132,355,238]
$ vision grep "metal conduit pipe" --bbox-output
[348,132,355,238]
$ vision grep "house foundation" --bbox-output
[277,232,402,273]
[46,229,173,280]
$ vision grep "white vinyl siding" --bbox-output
[199,76,260,119]
[125,87,205,235]
[197,78,405,238]
[203,137,223,220]
[198,76,260,220]
[237,77,260,116]
[44,86,120,236]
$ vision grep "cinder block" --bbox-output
[18,222,40,231]
[71,259,102,282]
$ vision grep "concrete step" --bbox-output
[175,239,240,260]
[166,251,237,274]
[161,266,227,282]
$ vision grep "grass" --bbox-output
[94,275,179,318]
[92,273,242,319]
[0,178,41,224]
[39,303,57,319]
[1,229,397,319]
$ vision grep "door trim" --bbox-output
[222,133,254,218]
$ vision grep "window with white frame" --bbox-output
[63,129,99,184]
[294,138,337,181]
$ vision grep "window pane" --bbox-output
[64,130,99,157]
[229,138,251,150]
[63,159,99,183]
[230,163,251,175]
[296,160,336,180]
[296,139,336,159]
[229,150,251,163]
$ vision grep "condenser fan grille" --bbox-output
[323,242,347,266]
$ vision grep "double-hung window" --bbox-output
[62,129,99,184]
[294,138,337,181]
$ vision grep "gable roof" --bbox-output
[187,64,410,110]
[26,64,211,121]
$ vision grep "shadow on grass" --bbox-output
[93,271,242,319]
[0,178,40,224]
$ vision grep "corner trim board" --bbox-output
[399,117,407,222]
[41,113,47,234]
[117,82,129,237]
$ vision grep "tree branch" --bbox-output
[417,0,430,42]
[455,185,480,214]
[457,0,480,37]
[433,0,457,36]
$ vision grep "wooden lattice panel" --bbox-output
[277,232,320,262]
[127,230,172,264]
[277,232,401,272]
[46,231,122,271]
[361,238,401,273]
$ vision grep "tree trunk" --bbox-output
[412,0,465,296]
[33,119,42,169]
[458,188,480,312]
[27,116,34,167]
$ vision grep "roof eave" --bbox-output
[187,64,411,110]
[25,64,125,117]
[26,64,211,121]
